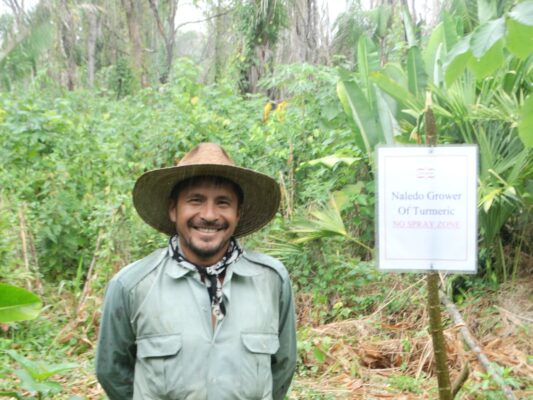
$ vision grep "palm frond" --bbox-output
[290,196,373,252]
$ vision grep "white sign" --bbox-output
[376,145,478,273]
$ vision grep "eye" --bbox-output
[187,196,203,204]
[217,198,232,207]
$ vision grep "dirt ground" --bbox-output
[291,277,532,399]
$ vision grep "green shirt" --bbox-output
[96,247,297,400]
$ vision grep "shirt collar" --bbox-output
[230,252,264,277]
[165,250,192,279]
[165,238,195,279]
[165,236,246,279]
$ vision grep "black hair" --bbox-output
[169,175,244,206]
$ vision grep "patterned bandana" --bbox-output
[169,235,243,321]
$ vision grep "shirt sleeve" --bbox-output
[95,277,136,400]
[272,274,297,400]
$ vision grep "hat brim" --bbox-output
[132,164,281,237]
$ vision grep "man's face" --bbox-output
[169,179,241,266]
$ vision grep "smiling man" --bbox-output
[170,177,242,265]
[95,143,297,400]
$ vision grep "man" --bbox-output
[96,143,297,400]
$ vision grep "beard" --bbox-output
[179,218,233,264]
[183,235,231,261]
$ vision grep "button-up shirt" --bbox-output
[96,247,297,400]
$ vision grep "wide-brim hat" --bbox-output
[132,143,281,237]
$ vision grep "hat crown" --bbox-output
[178,143,236,167]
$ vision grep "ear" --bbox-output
[169,204,177,223]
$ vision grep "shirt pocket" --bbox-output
[135,334,182,398]
[240,332,280,399]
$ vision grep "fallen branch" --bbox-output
[439,290,517,400]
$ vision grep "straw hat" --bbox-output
[132,143,281,237]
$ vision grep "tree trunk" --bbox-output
[279,0,325,65]
[244,44,272,94]
[86,6,98,88]
[427,272,453,400]
[60,0,77,90]
[238,0,287,94]
[122,0,148,87]
[100,0,123,67]
[147,0,178,84]
[3,0,27,32]
[304,0,318,62]
[423,104,452,400]
[163,38,174,83]
[213,0,223,81]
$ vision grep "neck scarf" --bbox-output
[169,235,243,321]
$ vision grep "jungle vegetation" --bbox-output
[0,0,531,398]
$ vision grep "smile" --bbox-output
[194,227,223,233]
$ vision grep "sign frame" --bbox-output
[376,145,478,273]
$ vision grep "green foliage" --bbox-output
[0,350,78,399]
[432,74,531,280]
[290,194,372,253]
[337,0,532,284]
[0,60,359,288]
[299,155,361,169]
[0,9,55,92]
[444,1,533,85]
[0,1,530,397]
[297,328,332,372]
[0,198,27,284]
[236,0,288,92]
[337,75,381,157]
[518,94,533,147]
[238,0,287,48]
[0,284,41,323]
[332,2,399,67]
[388,374,423,394]
[507,1,533,58]
[106,58,140,98]
[463,363,522,399]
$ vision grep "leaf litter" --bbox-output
[291,277,532,399]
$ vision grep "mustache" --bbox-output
[189,219,228,230]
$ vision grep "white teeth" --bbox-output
[196,228,219,233]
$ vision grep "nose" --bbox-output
[200,201,217,221]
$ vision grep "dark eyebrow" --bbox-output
[216,195,235,202]
[185,192,206,199]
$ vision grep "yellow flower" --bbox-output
[275,101,287,122]
[263,102,273,122]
